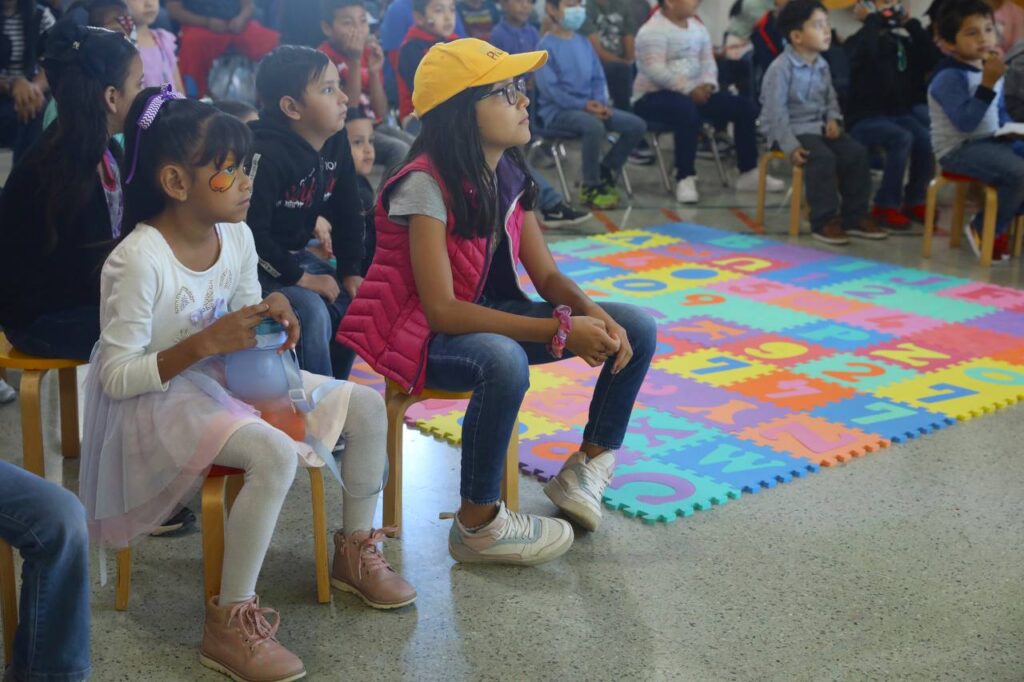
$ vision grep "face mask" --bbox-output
[561,6,585,32]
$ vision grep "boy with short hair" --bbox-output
[536,0,647,210]
[929,0,1024,261]
[167,0,279,97]
[249,45,365,379]
[845,0,938,228]
[320,0,415,168]
[580,0,638,111]
[397,0,459,124]
[457,0,501,41]
[760,0,887,245]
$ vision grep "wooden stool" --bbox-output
[923,171,1024,267]
[0,334,85,477]
[114,464,330,610]
[755,151,804,238]
[384,379,519,534]
[1,540,15,666]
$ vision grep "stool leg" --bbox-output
[1014,216,1024,258]
[651,134,672,195]
[950,182,968,249]
[115,548,131,611]
[501,420,520,512]
[980,187,998,267]
[621,166,633,199]
[201,476,227,603]
[789,166,804,239]
[756,154,770,227]
[19,369,46,478]
[551,143,572,203]
[224,474,243,513]
[57,367,80,459]
[308,468,330,604]
[923,178,941,258]
[383,392,407,535]
[1,540,16,666]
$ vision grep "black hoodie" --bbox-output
[247,118,364,285]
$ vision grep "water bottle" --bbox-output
[224,319,306,441]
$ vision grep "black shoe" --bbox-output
[150,507,197,537]
[628,148,656,165]
[541,202,593,227]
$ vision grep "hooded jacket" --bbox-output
[247,117,364,285]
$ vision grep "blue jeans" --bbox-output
[425,300,656,504]
[4,307,100,361]
[259,251,355,379]
[0,461,90,682]
[548,108,647,187]
[940,138,1024,234]
[849,115,934,209]
[529,162,563,211]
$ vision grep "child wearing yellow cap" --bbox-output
[337,38,656,565]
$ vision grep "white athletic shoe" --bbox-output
[675,176,699,204]
[735,168,785,193]
[544,450,615,531]
[442,502,574,566]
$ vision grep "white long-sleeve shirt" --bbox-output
[98,222,262,401]
[633,10,718,101]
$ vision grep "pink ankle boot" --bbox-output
[330,528,417,609]
[199,596,306,682]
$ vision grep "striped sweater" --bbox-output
[632,10,717,101]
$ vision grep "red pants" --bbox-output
[178,20,279,97]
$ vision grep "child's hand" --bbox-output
[313,216,333,257]
[11,79,44,123]
[367,38,385,73]
[585,100,607,118]
[227,14,248,33]
[341,275,363,300]
[982,52,1007,88]
[567,316,621,367]
[207,17,230,32]
[198,303,268,356]
[605,321,633,374]
[298,272,341,303]
[262,293,301,352]
[690,84,713,106]
[825,120,841,139]
[791,147,810,166]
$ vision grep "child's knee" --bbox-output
[344,384,386,437]
[480,337,530,394]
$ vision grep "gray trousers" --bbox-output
[797,133,871,232]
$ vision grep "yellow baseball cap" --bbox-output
[412,38,548,118]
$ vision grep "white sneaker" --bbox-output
[544,450,615,531]
[964,220,982,258]
[735,168,784,193]
[0,379,16,404]
[441,502,573,566]
[675,176,699,204]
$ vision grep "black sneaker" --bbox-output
[150,506,197,537]
[541,202,593,227]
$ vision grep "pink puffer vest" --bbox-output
[336,153,527,394]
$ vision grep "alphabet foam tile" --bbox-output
[349,361,386,391]
[810,394,954,443]
[398,222,1024,523]
[740,414,890,467]
[602,460,741,524]
[653,433,818,492]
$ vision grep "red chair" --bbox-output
[114,464,330,610]
[923,171,1024,267]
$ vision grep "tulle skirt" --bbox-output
[80,349,353,549]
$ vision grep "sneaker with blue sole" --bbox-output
[441,502,573,566]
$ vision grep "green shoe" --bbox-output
[581,183,619,210]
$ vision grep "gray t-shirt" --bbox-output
[387,171,501,256]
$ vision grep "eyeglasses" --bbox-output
[478,78,527,106]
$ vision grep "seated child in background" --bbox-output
[214,98,259,122]
[632,0,784,205]
[929,0,1024,261]
[0,0,54,162]
[127,0,185,91]
[580,0,638,112]
[845,0,938,228]
[320,0,416,169]
[248,46,366,379]
[536,0,647,210]
[167,0,279,96]
[760,0,888,245]
[491,0,594,227]
[1005,36,1024,119]
[345,108,378,276]
[397,0,459,127]
[985,0,1024,53]
[458,0,501,40]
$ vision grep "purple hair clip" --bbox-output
[124,83,184,184]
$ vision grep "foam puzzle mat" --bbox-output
[349,223,1024,523]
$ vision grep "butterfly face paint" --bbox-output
[208,153,261,193]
